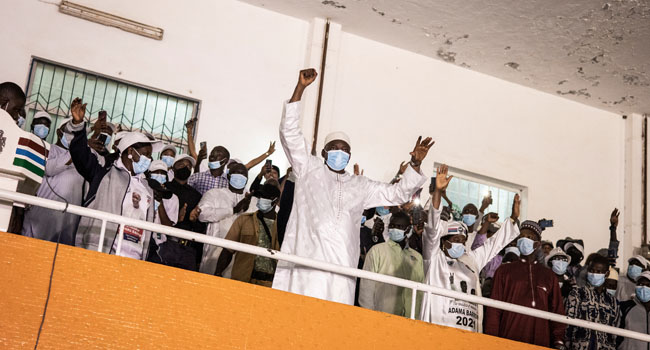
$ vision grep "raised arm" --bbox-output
[280,69,317,177]
[608,208,620,265]
[245,141,275,170]
[185,118,198,160]
[468,195,521,269]
[66,98,103,183]
[362,137,433,208]
[422,165,454,261]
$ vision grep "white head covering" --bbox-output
[117,132,162,153]
[630,255,650,269]
[545,247,572,266]
[161,144,176,155]
[564,242,584,255]
[324,131,351,147]
[33,110,52,122]
[173,154,196,167]
[149,159,168,173]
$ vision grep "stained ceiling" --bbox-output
[241,0,650,115]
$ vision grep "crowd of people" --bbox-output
[2,68,650,349]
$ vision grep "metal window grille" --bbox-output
[23,58,200,152]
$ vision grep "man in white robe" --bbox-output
[419,164,520,332]
[272,68,433,305]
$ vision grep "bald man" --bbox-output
[272,69,433,305]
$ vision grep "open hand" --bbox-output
[610,208,619,227]
[511,194,521,220]
[267,141,276,155]
[70,98,87,124]
[435,164,453,192]
[409,136,435,165]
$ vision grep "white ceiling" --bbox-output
[242,0,650,115]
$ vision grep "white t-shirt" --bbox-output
[112,159,153,259]
[151,194,180,245]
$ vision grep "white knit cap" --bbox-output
[149,159,168,173]
[324,131,351,147]
[33,110,52,122]
[545,247,572,266]
[117,132,162,153]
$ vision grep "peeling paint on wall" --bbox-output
[372,7,385,16]
[505,62,520,70]
[322,1,346,9]
[437,48,456,63]
[557,89,592,98]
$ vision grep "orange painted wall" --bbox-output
[0,232,545,349]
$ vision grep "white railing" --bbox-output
[2,187,649,343]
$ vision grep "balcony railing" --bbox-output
[1,188,648,343]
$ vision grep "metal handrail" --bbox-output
[2,188,649,343]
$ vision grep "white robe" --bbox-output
[419,201,519,331]
[197,187,244,274]
[22,144,83,244]
[272,101,427,305]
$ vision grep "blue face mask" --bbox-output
[376,207,390,217]
[208,160,224,170]
[256,198,274,213]
[388,228,406,242]
[229,173,247,190]
[361,216,367,225]
[161,155,174,168]
[33,124,49,139]
[588,272,606,287]
[60,134,72,149]
[629,265,643,280]
[326,150,350,171]
[636,286,650,303]
[17,116,26,128]
[131,149,152,175]
[150,174,167,185]
[462,214,477,227]
[551,260,569,275]
[606,289,617,297]
[517,237,536,256]
[446,242,465,259]
[505,246,520,257]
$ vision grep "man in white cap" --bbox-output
[30,110,52,140]
[271,69,432,305]
[160,144,176,169]
[617,255,650,302]
[66,98,161,260]
[21,119,83,245]
[420,164,520,332]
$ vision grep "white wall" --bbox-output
[1,0,635,261]
[1,0,309,174]
[313,32,626,257]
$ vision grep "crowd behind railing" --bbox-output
[1,70,649,349]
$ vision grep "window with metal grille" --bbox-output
[23,58,200,152]
[432,163,526,221]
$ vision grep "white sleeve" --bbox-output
[422,201,446,261]
[467,219,520,270]
[362,165,427,209]
[279,101,314,178]
[44,148,72,177]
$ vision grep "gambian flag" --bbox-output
[13,137,48,179]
